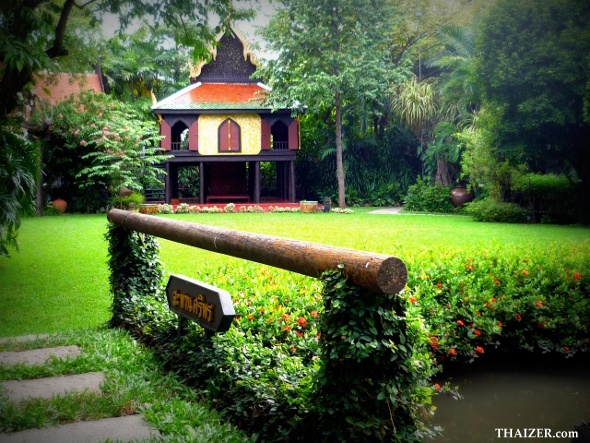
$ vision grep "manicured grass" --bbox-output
[1,211,589,337]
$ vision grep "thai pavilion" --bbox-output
[151,26,299,205]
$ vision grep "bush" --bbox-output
[465,198,527,223]
[512,173,579,224]
[404,178,454,213]
[404,243,589,360]
[114,192,145,210]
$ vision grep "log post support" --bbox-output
[107,209,407,294]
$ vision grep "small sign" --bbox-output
[166,274,235,333]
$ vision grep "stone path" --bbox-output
[0,336,158,443]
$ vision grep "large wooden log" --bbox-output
[107,209,407,294]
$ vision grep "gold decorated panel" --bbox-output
[198,114,261,155]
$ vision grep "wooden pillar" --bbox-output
[199,162,205,205]
[289,160,296,202]
[165,162,173,204]
[254,161,261,204]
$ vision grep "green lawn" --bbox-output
[1,211,589,337]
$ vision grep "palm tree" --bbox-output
[427,19,481,128]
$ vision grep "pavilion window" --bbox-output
[218,118,241,152]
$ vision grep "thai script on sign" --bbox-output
[172,290,214,322]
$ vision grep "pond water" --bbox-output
[428,354,590,442]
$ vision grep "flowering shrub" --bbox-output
[224,203,236,213]
[404,243,589,361]
[238,205,265,213]
[175,203,191,214]
[268,206,300,213]
[157,204,174,214]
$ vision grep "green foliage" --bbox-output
[113,192,145,210]
[512,173,579,224]
[475,0,590,221]
[32,91,169,209]
[465,198,527,223]
[404,178,454,213]
[0,128,38,256]
[405,243,589,359]
[105,224,164,329]
[309,268,436,442]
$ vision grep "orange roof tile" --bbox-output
[152,82,270,111]
[32,73,103,105]
[188,83,264,104]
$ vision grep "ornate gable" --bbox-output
[190,26,259,84]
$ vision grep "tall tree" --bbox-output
[475,0,590,222]
[259,0,399,208]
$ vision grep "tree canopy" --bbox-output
[475,0,590,220]
[0,0,254,120]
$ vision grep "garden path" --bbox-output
[368,206,404,214]
[0,335,158,443]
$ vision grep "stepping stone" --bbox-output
[0,372,105,402]
[0,335,50,345]
[0,346,81,366]
[0,414,159,443]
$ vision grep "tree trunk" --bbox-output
[335,91,346,209]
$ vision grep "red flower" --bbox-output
[283,325,291,332]
[494,279,501,286]
[436,282,443,289]
[515,313,522,321]
[310,311,319,318]
[297,317,308,328]
[448,348,457,356]
[474,329,482,337]
[537,322,544,329]
[564,346,570,352]
[247,314,255,321]
[409,296,417,304]
[497,321,503,328]
[475,346,484,354]
[456,320,465,327]
[282,313,291,322]
[535,301,543,308]
[296,331,304,338]
[521,270,529,276]
[573,272,582,282]
[430,337,439,349]
[433,383,442,391]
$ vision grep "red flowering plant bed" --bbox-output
[403,242,589,363]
